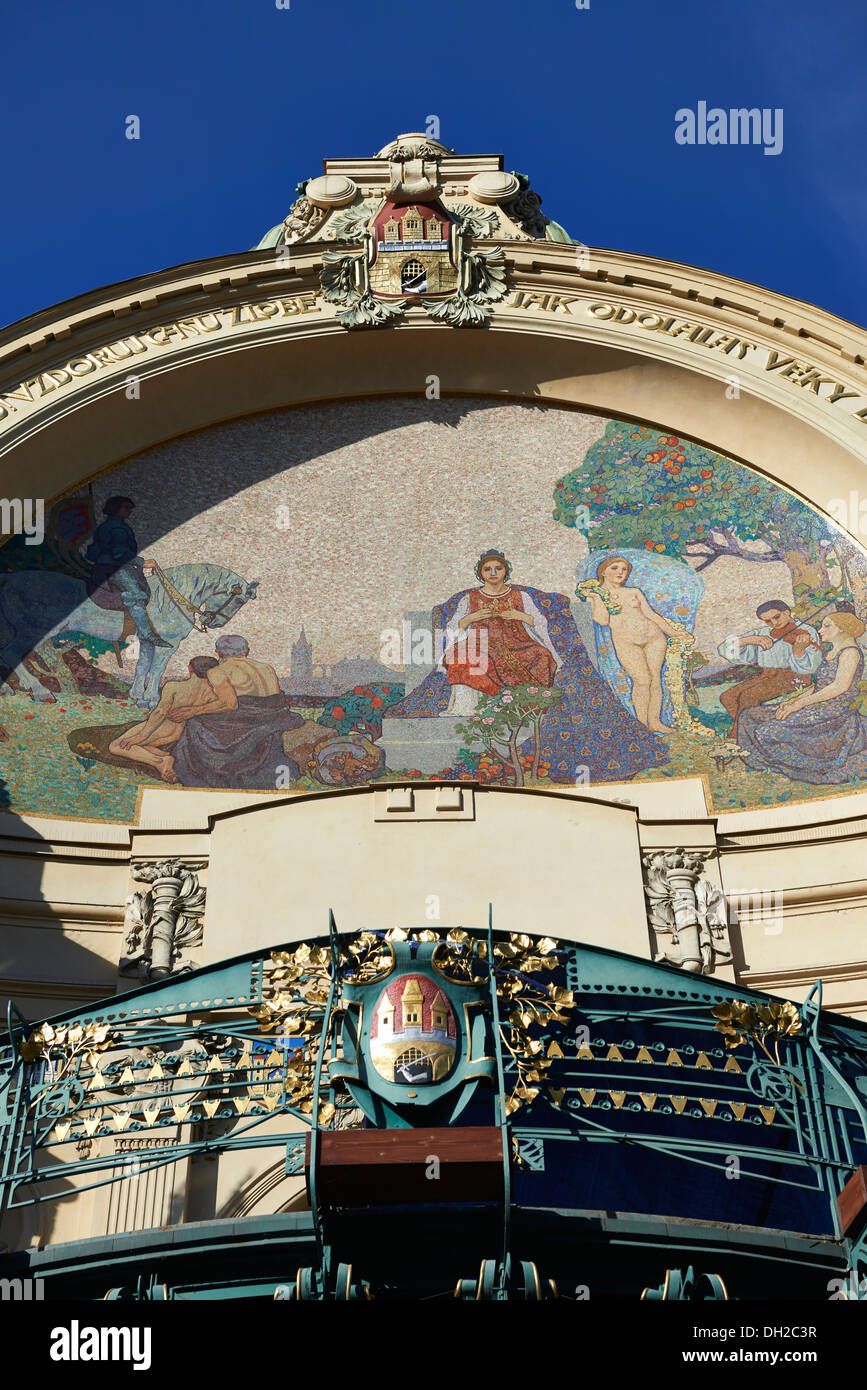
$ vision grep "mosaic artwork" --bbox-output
[2,397,867,821]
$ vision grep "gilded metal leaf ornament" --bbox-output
[710,998,804,1095]
[243,934,403,1119]
[18,1021,121,1132]
[21,929,571,1143]
[20,1021,114,1065]
[428,929,572,1114]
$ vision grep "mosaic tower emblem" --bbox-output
[370,973,457,1084]
[368,199,459,301]
[320,155,508,328]
[331,938,495,1124]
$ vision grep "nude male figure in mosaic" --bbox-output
[108,656,220,781]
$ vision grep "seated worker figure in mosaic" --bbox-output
[716,600,822,742]
[108,656,220,782]
[737,611,867,784]
[390,549,670,784]
[168,634,305,789]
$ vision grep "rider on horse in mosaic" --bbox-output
[83,496,169,648]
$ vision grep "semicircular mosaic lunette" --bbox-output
[2,397,866,819]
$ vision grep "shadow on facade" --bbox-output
[0,394,557,677]
[0,775,106,1256]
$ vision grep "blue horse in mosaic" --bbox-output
[0,564,259,708]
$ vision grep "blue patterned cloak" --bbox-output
[389,586,670,782]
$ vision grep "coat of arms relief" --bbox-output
[268,133,568,328]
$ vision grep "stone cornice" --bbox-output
[738,960,867,992]
[727,880,867,918]
[718,815,867,850]
[2,243,865,379]
[0,978,109,1003]
[0,898,124,929]
[1,243,865,462]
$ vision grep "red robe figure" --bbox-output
[442,550,559,713]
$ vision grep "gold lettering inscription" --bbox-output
[763,349,859,403]
[558,302,867,423]
[510,291,579,313]
[0,296,323,422]
[827,384,860,404]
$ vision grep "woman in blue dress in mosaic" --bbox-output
[737,611,867,785]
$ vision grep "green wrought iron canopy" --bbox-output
[3,916,867,1300]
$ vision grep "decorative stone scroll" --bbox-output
[121,860,206,981]
[281,195,327,246]
[641,849,732,976]
[500,182,547,239]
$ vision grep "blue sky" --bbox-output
[2,0,865,329]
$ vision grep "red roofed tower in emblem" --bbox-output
[368,199,459,300]
[370,973,457,1084]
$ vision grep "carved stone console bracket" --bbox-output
[121,859,206,981]
[641,848,732,976]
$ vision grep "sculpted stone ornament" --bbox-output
[121,860,206,981]
[303,174,358,210]
[280,186,328,246]
[386,158,439,202]
[448,203,499,238]
[499,174,548,239]
[375,134,456,162]
[641,849,732,976]
[467,171,521,205]
[266,137,570,305]
[326,199,382,245]
[320,187,508,329]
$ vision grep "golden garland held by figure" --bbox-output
[578,575,713,740]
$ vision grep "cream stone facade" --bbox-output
[2,135,867,1266]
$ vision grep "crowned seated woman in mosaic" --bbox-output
[389,549,671,784]
[736,611,867,785]
[441,551,561,715]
